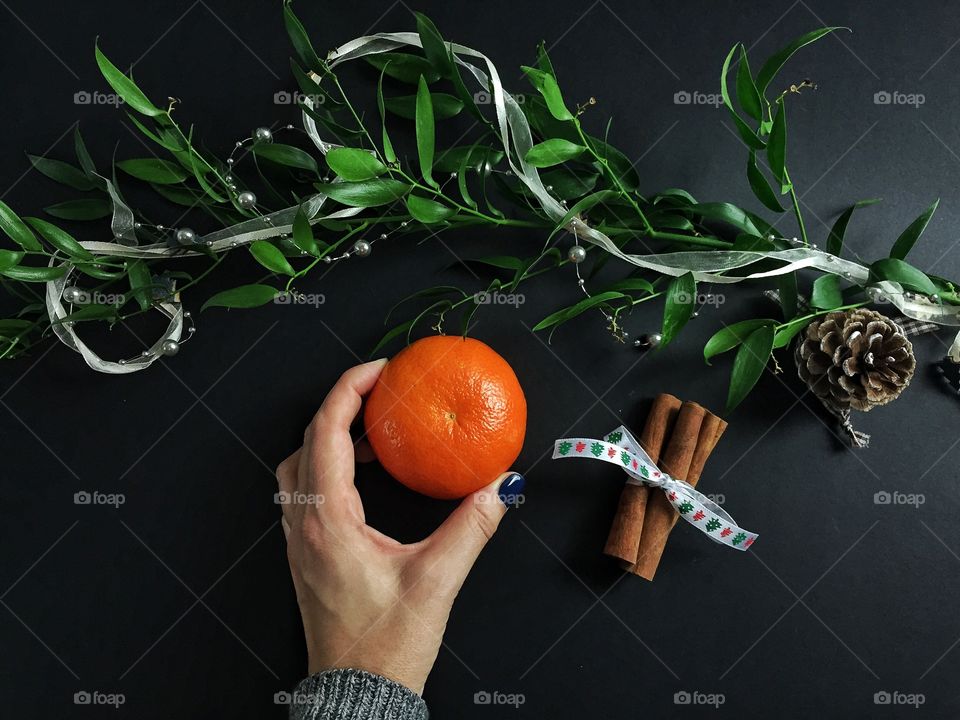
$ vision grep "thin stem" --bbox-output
[783,168,808,246]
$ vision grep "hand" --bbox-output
[276,359,525,695]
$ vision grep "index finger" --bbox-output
[300,359,387,499]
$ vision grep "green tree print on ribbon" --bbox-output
[607,431,623,444]
[678,500,695,514]
[732,532,747,546]
[558,441,573,455]
[590,442,604,456]
[705,518,722,532]
[620,451,631,467]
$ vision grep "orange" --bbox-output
[364,336,527,499]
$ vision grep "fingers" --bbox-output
[418,472,525,593]
[301,359,387,499]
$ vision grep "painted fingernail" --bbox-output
[497,472,526,508]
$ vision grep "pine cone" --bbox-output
[795,308,915,412]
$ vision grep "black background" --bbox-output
[2,0,959,717]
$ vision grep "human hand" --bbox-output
[276,359,525,694]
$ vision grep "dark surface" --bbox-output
[1,0,959,717]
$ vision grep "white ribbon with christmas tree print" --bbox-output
[552,425,757,551]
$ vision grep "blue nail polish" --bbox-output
[497,473,526,508]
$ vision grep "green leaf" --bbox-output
[127,259,152,311]
[384,92,463,120]
[456,143,477,209]
[406,195,455,223]
[735,46,764,122]
[704,319,776,364]
[376,66,397,164]
[525,139,586,168]
[253,143,319,174]
[746,152,784,212]
[810,274,843,309]
[547,190,620,241]
[325,147,387,182]
[415,75,436,187]
[249,241,296,276]
[202,284,280,311]
[370,319,415,357]
[602,278,655,295]
[366,52,439,84]
[95,42,164,117]
[292,206,319,256]
[0,318,33,335]
[414,12,455,78]
[24,218,93,260]
[27,155,96,191]
[0,201,41,251]
[539,167,598,199]
[890,198,939,260]
[470,255,524,271]
[773,317,808,349]
[660,272,697,347]
[727,325,775,412]
[521,66,573,121]
[117,158,188,185]
[74,126,96,176]
[315,179,411,207]
[586,137,640,191]
[777,272,798,319]
[767,101,788,192]
[54,303,119,325]
[1,265,66,282]
[720,44,766,150]
[532,291,625,332]
[386,285,466,323]
[827,199,882,255]
[283,0,323,72]
[755,27,847,96]
[434,145,504,174]
[689,202,760,235]
[0,250,24,271]
[869,257,938,295]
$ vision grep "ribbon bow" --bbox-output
[552,426,757,551]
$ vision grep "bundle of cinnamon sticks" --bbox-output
[604,394,727,580]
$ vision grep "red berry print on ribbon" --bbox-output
[692,510,705,521]
[631,458,639,470]
[668,491,677,501]
[575,441,586,454]
[743,536,755,549]
[720,527,732,538]
[607,447,616,458]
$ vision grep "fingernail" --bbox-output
[497,472,526,508]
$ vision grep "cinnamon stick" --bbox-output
[631,402,725,580]
[603,394,681,564]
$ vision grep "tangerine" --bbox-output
[364,336,526,499]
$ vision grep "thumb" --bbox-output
[420,472,525,590]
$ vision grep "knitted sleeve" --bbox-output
[288,668,429,720]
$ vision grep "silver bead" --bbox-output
[134,222,143,229]
[567,245,587,264]
[253,127,273,143]
[160,339,180,357]
[379,233,388,240]
[62,286,83,303]
[175,228,196,246]
[237,191,257,209]
[141,350,151,357]
[184,311,192,318]
[235,141,243,148]
[353,240,372,257]
[227,158,235,165]
[156,225,165,231]
[323,256,332,264]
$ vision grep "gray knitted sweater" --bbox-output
[289,669,428,719]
